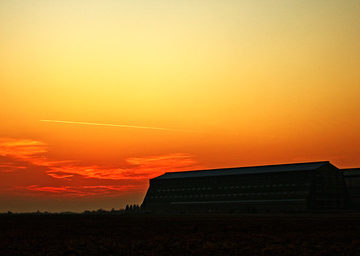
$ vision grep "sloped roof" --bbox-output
[342,168,360,177]
[152,161,332,180]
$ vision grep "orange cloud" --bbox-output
[24,185,139,197]
[0,137,201,198]
[26,185,72,193]
[126,153,199,170]
[46,173,74,179]
[0,138,47,165]
[45,153,200,181]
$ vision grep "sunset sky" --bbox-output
[1,0,359,212]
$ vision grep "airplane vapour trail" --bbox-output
[40,120,196,133]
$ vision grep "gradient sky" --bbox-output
[1,0,359,212]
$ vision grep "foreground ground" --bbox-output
[0,213,359,255]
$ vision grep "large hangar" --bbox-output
[141,161,347,213]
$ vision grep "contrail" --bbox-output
[40,119,196,133]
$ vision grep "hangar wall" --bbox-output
[343,168,360,209]
[142,161,347,213]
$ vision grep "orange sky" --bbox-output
[1,0,359,212]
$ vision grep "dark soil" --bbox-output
[0,213,359,255]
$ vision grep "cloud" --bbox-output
[40,119,196,133]
[46,172,74,179]
[0,156,28,173]
[24,185,137,197]
[45,153,200,181]
[0,137,201,198]
[0,138,47,165]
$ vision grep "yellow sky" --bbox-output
[0,0,359,212]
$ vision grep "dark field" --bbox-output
[1,214,360,256]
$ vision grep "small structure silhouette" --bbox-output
[142,161,347,213]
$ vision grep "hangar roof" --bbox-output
[152,161,333,180]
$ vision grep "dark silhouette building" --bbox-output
[141,161,347,213]
[342,168,360,209]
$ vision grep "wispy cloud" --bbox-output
[0,138,47,162]
[40,119,197,133]
[0,137,201,198]
[0,138,73,172]
[24,185,138,197]
[46,153,200,181]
